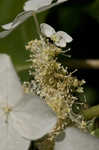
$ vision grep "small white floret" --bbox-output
[40,23,72,47]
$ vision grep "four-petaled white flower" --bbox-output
[0,54,57,150]
[0,0,68,38]
[40,23,73,47]
[55,127,99,150]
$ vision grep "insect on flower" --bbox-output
[0,54,57,150]
[40,23,73,48]
[0,0,68,38]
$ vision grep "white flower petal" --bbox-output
[1,22,19,32]
[55,127,99,150]
[55,33,67,47]
[11,94,57,140]
[55,31,72,47]
[0,113,30,150]
[2,23,13,30]
[37,0,68,13]
[2,21,20,30]
[40,23,56,38]
[56,31,73,43]
[7,124,30,150]
[0,30,13,38]
[0,54,24,107]
[55,40,67,47]
[0,112,9,149]
[24,0,52,11]
[0,11,33,39]
[57,0,68,3]
[11,11,33,28]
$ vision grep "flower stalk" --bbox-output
[32,12,41,37]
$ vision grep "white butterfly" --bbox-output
[40,23,73,47]
[0,0,68,38]
[0,54,57,150]
[55,127,99,150]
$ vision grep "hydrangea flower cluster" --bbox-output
[25,29,88,132]
[24,24,98,149]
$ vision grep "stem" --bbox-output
[15,64,30,72]
[83,105,99,120]
[16,59,99,72]
[62,59,99,69]
[32,12,41,38]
